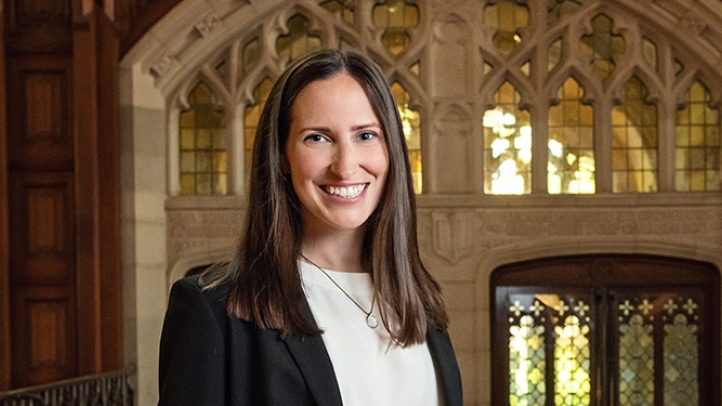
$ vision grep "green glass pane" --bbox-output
[579,14,626,81]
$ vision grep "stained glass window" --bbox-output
[548,78,595,194]
[548,38,563,72]
[391,82,422,194]
[372,0,419,55]
[579,14,626,81]
[484,82,532,195]
[612,76,658,193]
[548,0,581,26]
[493,256,719,406]
[675,81,721,191]
[642,38,657,70]
[321,0,356,26]
[276,14,322,62]
[179,82,227,195]
[484,0,530,56]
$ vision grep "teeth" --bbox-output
[326,184,366,198]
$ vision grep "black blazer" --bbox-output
[158,275,463,406]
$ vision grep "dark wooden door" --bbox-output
[0,1,122,390]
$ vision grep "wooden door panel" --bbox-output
[9,172,75,285]
[6,57,73,171]
[11,286,77,386]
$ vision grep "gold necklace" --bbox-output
[300,255,379,329]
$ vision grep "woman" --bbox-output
[158,49,462,406]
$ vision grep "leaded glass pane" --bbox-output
[244,78,274,182]
[372,0,419,56]
[642,38,657,70]
[675,81,721,191]
[664,303,699,406]
[579,14,626,81]
[612,76,658,193]
[554,314,591,406]
[521,61,531,77]
[548,38,562,72]
[618,308,655,406]
[484,82,532,195]
[391,82,422,194]
[509,307,546,406]
[547,0,581,26]
[243,39,260,74]
[179,82,227,195]
[321,0,355,26]
[505,292,592,406]
[548,78,595,194]
[484,0,529,56]
[276,14,322,62]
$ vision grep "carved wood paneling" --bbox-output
[7,58,72,171]
[9,173,75,285]
[4,0,72,53]
[11,286,77,387]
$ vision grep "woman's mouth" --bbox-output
[323,184,368,198]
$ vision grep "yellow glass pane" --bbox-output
[373,0,419,56]
[642,38,657,69]
[483,82,532,195]
[213,151,227,173]
[180,110,194,128]
[196,152,211,173]
[391,82,422,194]
[180,174,196,196]
[197,174,212,195]
[411,62,420,76]
[321,0,356,26]
[675,81,721,191]
[180,129,195,150]
[180,152,195,172]
[214,174,228,195]
[548,78,595,194]
[212,128,227,150]
[178,81,228,195]
[197,129,211,149]
[484,0,529,56]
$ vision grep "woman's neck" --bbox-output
[300,228,366,273]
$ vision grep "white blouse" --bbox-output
[299,260,442,406]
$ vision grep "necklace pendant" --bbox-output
[366,313,379,329]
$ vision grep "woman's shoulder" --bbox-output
[169,273,231,311]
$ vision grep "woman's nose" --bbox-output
[329,143,359,178]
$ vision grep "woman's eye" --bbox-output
[305,134,326,143]
[358,132,376,141]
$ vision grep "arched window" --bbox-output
[480,2,721,195]
[178,82,227,195]
[492,255,720,406]
[175,1,426,195]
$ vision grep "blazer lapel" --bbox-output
[283,300,344,406]
[426,328,463,406]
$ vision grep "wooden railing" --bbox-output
[0,368,134,406]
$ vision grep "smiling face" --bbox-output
[285,73,389,239]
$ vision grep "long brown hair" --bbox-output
[208,49,448,346]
